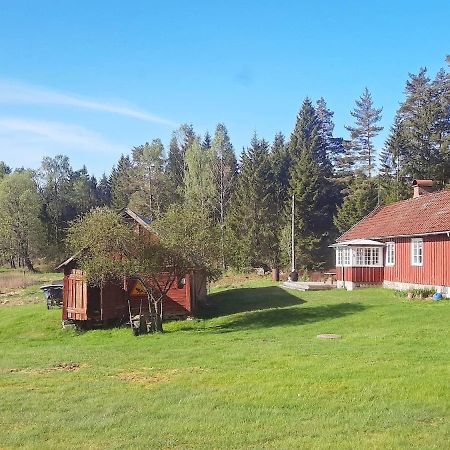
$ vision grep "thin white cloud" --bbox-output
[0,79,177,127]
[0,117,124,155]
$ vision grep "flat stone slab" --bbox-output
[317,333,341,339]
[281,281,334,291]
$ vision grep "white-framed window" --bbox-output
[386,242,395,266]
[411,238,423,266]
[336,247,343,266]
[336,247,351,267]
[352,247,382,267]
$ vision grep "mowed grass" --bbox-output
[1,279,449,449]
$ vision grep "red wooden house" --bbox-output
[57,208,207,326]
[333,180,450,296]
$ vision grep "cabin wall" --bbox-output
[62,269,208,322]
[383,235,450,287]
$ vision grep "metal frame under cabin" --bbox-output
[61,263,207,326]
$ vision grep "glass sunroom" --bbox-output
[331,239,385,290]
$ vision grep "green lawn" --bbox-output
[1,279,449,449]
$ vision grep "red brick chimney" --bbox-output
[413,179,433,198]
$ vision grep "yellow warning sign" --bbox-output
[129,279,147,297]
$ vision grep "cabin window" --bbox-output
[411,238,423,266]
[386,242,395,266]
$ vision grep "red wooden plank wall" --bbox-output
[384,235,450,286]
[338,266,384,282]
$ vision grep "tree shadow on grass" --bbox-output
[195,286,368,332]
[202,286,305,318]
[213,301,367,332]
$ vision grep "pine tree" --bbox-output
[345,88,383,177]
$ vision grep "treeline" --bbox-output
[0,56,449,272]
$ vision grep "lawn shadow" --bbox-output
[197,286,368,332]
[213,301,368,332]
[202,286,305,318]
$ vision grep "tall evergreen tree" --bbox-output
[38,154,74,247]
[166,124,196,201]
[226,134,277,268]
[333,176,378,234]
[316,97,345,172]
[129,139,168,219]
[269,132,289,267]
[110,155,133,210]
[288,99,335,269]
[97,173,112,206]
[211,123,237,268]
[345,88,383,177]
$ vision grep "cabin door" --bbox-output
[66,269,88,320]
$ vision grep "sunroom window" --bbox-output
[336,246,382,267]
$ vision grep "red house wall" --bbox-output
[338,266,384,283]
[383,235,450,286]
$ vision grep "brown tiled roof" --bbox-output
[338,189,450,241]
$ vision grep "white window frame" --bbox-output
[386,242,395,266]
[336,246,383,267]
[336,247,352,267]
[411,238,423,266]
[352,246,383,267]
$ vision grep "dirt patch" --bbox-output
[0,292,43,307]
[116,367,205,385]
[9,362,84,374]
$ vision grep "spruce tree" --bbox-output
[110,154,133,210]
[226,134,277,269]
[345,88,383,177]
[316,97,345,172]
[211,123,237,269]
[166,124,196,203]
[288,99,335,269]
[333,176,378,234]
[269,132,289,267]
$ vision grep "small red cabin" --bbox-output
[333,180,450,297]
[57,208,207,325]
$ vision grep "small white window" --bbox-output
[336,247,343,266]
[386,242,395,266]
[411,238,423,266]
[336,247,351,266]
[343,248,351,266]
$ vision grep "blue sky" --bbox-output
[0,1,449,176]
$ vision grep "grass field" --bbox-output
[1,277,449,449]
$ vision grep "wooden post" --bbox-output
[291,193,295,272]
